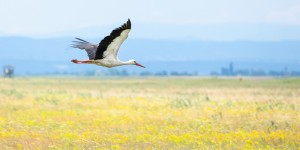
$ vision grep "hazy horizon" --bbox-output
[0,0,299,76]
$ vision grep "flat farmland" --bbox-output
[0,77,299,149]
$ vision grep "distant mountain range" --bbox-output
[0,36,299,75]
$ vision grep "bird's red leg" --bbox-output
[71,59,93,64]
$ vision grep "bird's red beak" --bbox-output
[135,62,145,68]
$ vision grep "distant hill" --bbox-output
[0,36,299,75]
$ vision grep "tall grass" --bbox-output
[0,77,299,149]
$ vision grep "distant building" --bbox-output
[3,65,14,77]
[221,62,235,76]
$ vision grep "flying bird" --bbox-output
[71,19,145,68]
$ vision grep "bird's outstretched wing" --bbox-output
[71,37,98,60]
[95,19,131,60]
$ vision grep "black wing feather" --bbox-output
[94,19,131,60]
[75,37,89,43]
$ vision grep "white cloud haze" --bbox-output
[0,0,299,40]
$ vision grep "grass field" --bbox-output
[0,77,299,149]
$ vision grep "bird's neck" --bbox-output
[119,60,134,66]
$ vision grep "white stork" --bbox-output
[71,19,145,68]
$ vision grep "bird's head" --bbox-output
[129,60,145,68]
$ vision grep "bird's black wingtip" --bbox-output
[73,37,90,44]
[75,37,81,41]
[127,18,131,29]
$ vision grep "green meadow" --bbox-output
[0,77,299,149]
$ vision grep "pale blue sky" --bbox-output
[0,0,300,40]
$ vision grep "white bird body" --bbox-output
[71,19,145,68]
[77,59,136,68]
